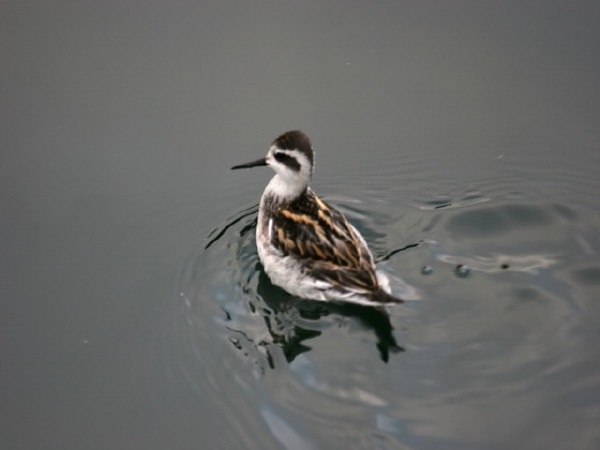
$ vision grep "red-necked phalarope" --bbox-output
[231,130,403,306]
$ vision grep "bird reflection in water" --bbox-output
[254,270,404,364]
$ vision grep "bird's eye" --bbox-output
[273,151,301,171]
[274,152,290,163]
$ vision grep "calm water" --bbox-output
[2,2,600,449]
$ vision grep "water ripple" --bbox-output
[172,152,600,449]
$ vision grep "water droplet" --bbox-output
[228,336,242,350]
[455,264,471,278]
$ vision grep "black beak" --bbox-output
[231,157,268,170]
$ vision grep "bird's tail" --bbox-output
[370,288,404,305]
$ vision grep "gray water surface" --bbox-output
[2,2,600,449]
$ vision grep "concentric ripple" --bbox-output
[172,141,600,448]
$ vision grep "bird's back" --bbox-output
[257,188,402,305]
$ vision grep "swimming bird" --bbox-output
[231,130,403,306]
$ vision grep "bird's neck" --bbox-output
[263,174,309,203]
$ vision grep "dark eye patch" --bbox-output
[274,152,301,172]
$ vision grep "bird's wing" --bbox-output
[270,194,378,292]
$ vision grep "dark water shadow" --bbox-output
[254,270,404,364]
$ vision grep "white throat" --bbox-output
[264,174,307,202]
